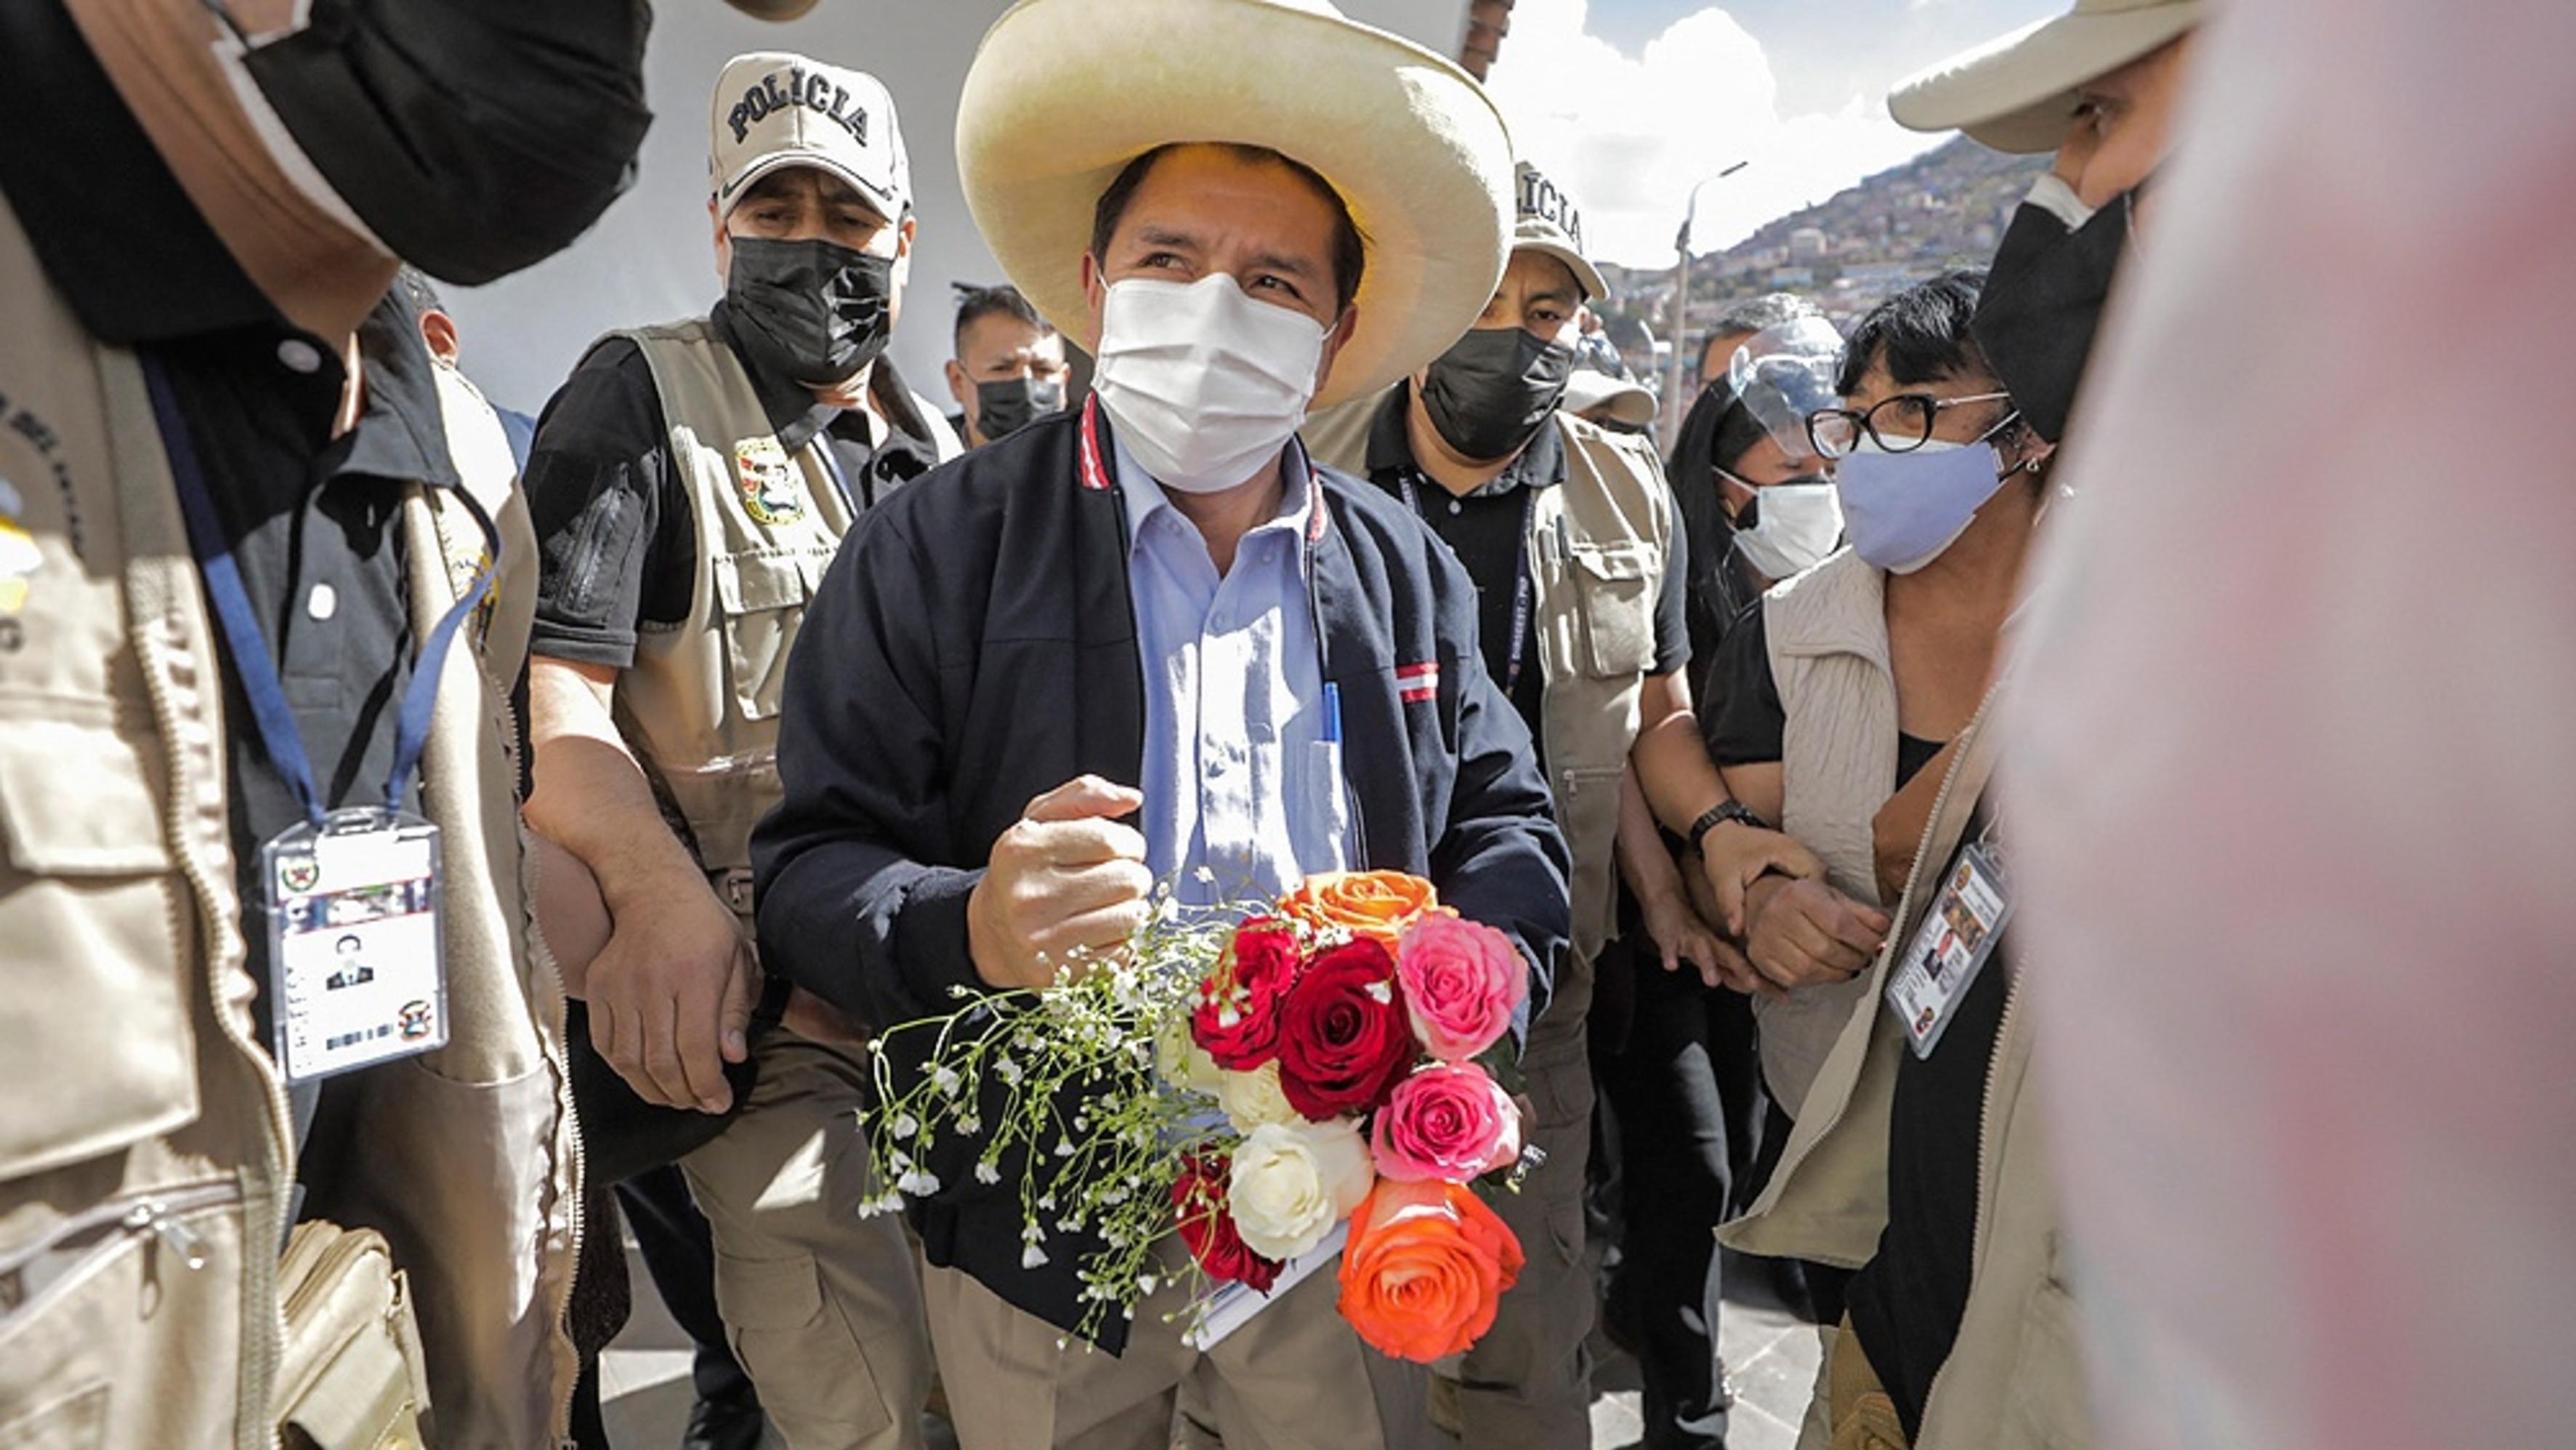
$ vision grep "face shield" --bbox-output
[1727,317,1844,467]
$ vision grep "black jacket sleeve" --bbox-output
[1401,510,1572,1043]
[751,506,985,1029]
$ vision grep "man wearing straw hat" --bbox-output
[753,1,1569,1446]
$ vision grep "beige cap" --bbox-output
[1562,369,1655,428]
[710,52,911,220]
[1514,161,1607,302]
[1890,0,2202,154]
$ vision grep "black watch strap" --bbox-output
[1686,799,1769,852]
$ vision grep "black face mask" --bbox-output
[1421,326,1576,462]
[233,0,654,286]
[726,237,896,389]
[1971,187,2136,444]
[972,375,1065,442]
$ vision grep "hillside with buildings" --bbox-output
[1590,137,2051,395]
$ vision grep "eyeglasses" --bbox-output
[1805,391,2014,460]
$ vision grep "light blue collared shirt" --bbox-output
[1115,435,1350,907]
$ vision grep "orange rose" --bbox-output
[1277,871,1443,950]
[1335,1177,1524,1363]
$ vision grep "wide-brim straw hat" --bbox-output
[1890,0,2202,154]
[956,0,1516,408]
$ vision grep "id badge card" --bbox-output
[263,808,448,1082]
[1884,839,2014,1060]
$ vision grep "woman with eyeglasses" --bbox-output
[1692,271,2053,1126]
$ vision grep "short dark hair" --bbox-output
[1836,270,1990,396]
[392,266,445,323]
[1089,143,1367,315]
[1699,292,1820,376]
[950,282,1050,350]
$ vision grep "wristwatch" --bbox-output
[1685,799,1769,853]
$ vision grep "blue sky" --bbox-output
[1485,0,2062,265]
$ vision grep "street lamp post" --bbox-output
[1665,160,1750,447]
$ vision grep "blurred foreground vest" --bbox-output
[0,192,582,1446]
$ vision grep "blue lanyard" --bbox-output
[814,429,863,514]
[1398,472,1537,695]
[141,353,501,830]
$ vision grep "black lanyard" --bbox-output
[142,354,499,828]
[1398,471,1536,695]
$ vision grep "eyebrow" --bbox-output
[1132,225,1206,252]
[1247,250,1318,280]
[1524,286,1578,310]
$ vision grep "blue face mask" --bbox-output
[1833,438,2011,574]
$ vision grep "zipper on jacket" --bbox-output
[505,661,589,1446]
[130,575,296,1450]
[0,1180,240,1326]
[1969,961,2028,1279]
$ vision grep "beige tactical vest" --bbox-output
[610,319,872,877]
[0,193,581,1446]
[1753,547,1894,1118]
[1527,412,1676,1016]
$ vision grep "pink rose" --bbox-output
[1370,1063,1522,1183]
[1394,914,1526,1061]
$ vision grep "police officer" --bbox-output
[1320,163,1806,1448]
[0,0,722,1441]
[520,51,952,1450]
[943,282,1068,448]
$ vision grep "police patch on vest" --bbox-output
[734,437,806,525]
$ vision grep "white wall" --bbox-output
[443,1,1471,417]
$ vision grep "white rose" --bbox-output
[1228,1118,1374,1260]
[1216,1061,1299,1132]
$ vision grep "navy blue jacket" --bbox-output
[751,401,1570,1348]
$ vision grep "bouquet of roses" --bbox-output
[861,869,1533,1360]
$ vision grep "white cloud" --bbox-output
[1485,0,1947,268]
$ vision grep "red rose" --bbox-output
[1273,938,1415,1119]
[1191,917,1305,1071]
[1171,1151,1281,1293]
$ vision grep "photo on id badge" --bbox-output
[1886,840,2011,1059]
[269,818,448,1082]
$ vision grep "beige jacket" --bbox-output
[1753,548,1895,1119]
[1721,690,2091,1449]
[0,194,582,1447]
[1528,412,1677,985]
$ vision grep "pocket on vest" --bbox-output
[0,717,199,1181]
[1568,543,1658,678]
[713,549,820,724]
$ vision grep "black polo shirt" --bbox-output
[1362,382,1689,747]
[150,300,456,1042]
[524,305,945,668]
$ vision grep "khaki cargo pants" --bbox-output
[682,1028,930,1449]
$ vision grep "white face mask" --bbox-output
[1719,472,1842,579]
[1091,273,1326,494]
